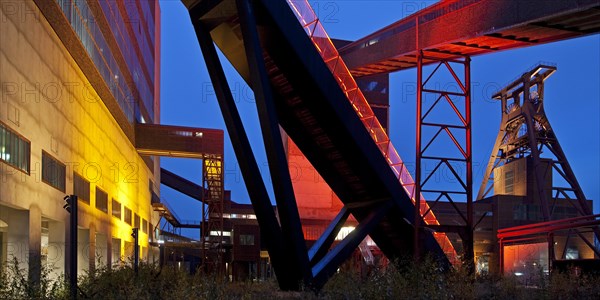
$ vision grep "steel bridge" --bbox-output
[183,0,600,290]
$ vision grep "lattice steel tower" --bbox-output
[477,64,594,222]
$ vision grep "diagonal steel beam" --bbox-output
[309,207,350,266]
[193,20,292,288]
[311,200,393,289]
[236,0,311,287]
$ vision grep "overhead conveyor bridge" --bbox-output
[185,0,455,289]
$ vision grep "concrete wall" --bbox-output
[0,0,159,278]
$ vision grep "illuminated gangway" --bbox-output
[286,0,457,263]
[339,0,600,76]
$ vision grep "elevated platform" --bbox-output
[338,0,600,76]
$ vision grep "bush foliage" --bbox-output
[1,256,599,299]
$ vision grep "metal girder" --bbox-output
[160,168,204,202]
[193,20,293,289]
[187,0,223,21]
[311,201,393,289]
[188,0,450,290]
[338,0,600,76]
[235,0,310,286]
[308,207,350,266]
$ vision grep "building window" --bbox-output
[112,199,121,219]
[505,170,514,194]
[124,207,132,225]
[239,234,255,246]
[142,218,148,233]
[0,122,30,173]
[73,173,90,205]
[42,151,66,192]
[96,187,108,213]
[134,214,140,229]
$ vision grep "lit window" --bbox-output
[0,122,30,173]
[42,151,66,192]
[210,231,231,237]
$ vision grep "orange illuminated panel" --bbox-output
[502,242,548,276]
[288,138,343,217]
[287,0,457,262]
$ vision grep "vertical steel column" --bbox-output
[193,21,291,288]
[236,0,310,286]
[464,57,474,270]
[200,168,209,271]
[414,50,424,260]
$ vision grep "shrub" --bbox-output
[2,256,600,299]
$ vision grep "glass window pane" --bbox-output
[0,123,30,174]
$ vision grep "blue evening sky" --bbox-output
[158,0,600,234]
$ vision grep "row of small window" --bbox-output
[1,123,149,233]
[73,172,150,233]
[1,122,65,189]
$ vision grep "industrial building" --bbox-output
[1,0,599,292]
[0,0,162,282]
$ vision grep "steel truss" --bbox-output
[478,64,600,247]
[478,65,596,218]
[193,0,409,290]
[415,51,474,268]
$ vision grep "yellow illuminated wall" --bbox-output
[0,0,159,269]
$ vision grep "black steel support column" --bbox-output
[464,56,474,272]
[193,21,291,289]
[236,0,310,285]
